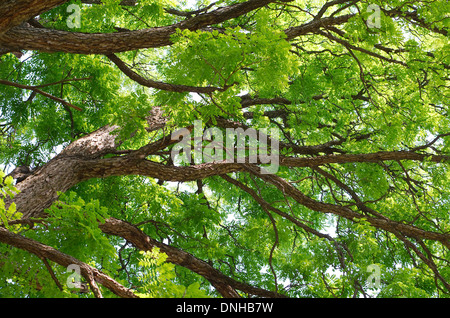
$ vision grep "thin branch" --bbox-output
[33,76,92,89]
[0,79,83,111]
[41,257,64,291]
[106,53,235,94]
[383,8,448,36]
[316,29,408,67]
[164,2,218,18]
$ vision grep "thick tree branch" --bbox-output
[0,226,138,298]
[106,54,233,94]
[280,151,450,168]
[0,0,67,34]
[99,217,287,298]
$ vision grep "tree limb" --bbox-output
[99,217,288,298]
[0,0,286,54]
[106,53,233,94]
[0,79,83,111]
[0,226,138,298]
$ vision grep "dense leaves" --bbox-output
[0,0,449,298]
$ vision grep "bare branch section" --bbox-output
[0,226,138,298]
[80,0,137,5]
[0,0,286,54]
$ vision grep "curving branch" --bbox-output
[0,225,138,298]
[0,0,67,34]
[242,164,450,249]
[99,217,288,298]
[0,0,288,54]
[106,54,233,94]
[0,79,83,111]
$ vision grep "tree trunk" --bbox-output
[7,125,120,219]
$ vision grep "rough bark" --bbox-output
[6,125,120,219]
[99,217,287,298]
[0,0,67,34]
[0,226,138,298]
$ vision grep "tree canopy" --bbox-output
[0,0,449,298]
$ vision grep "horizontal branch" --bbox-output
[78,157,246,183]
[239,94,293,108]
[0,0,67,34]
[280,151,450,167]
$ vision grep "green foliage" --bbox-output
[44,192,116,261]
[1,0,449,299]
[0,191,119,297]
[157,26,298,124]
[136,248,209,298]
[0,170,21,232]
